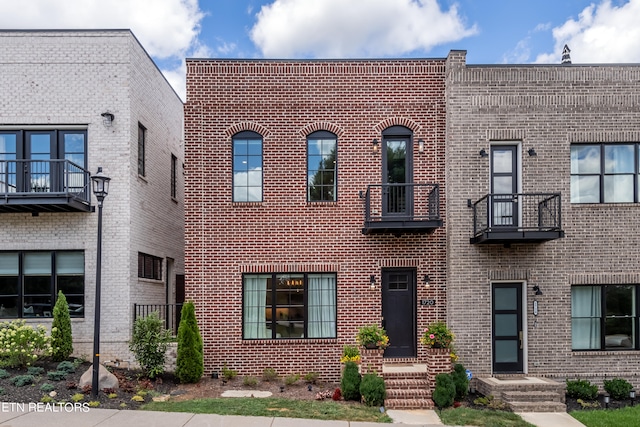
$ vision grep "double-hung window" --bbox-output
[0,251,85,318]
[307,131,337,202]
[243,273,336,339]
[138,253,162,280]
[233,131,262,202]
[571,285,638,350]
[571,144,637,203]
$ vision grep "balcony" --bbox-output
[470,193,565,244]
[0,160,91,213]
[362,183,443,235]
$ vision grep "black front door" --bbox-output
[491,145,518,228]
[382,269,416,358]
[492,283,524,373]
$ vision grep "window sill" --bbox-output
[138,175,148,184]
[138,278,164,285]
[572,349,638,356]
[243,338,337,345]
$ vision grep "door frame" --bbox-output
[381,268,417,358]
[489,142,522,229]
[491,281,528,374]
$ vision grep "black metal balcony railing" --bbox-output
[133,303,184,336]
[362,183,443,235]
[471,193,564,244]
[0,159,91,213]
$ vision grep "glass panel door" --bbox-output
[491,146,518,228]
[492,283,523,373]
[25,131,54,193]
[382,138,412,217]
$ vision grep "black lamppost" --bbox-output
[91,167,110,398]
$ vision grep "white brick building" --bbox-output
[0,30,184,361]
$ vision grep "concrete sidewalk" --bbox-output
[0,405,586,427]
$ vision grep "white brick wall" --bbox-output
[0,30,184,363]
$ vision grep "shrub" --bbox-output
[0,320,52,368]
[451,363,469,400]
[332,388,342,401]
[473,394,507,410]
[304,372,319,384]
[262,367,278,382]
[51,291,73,362]
[47,371,68,382]
[340,361,361,401]
[604,378,633,400]
[71,393,84,402]
[40,395,53,403]
[284,373,300,386]
[11,375,35,387]
[222,363,238,381]
[0,369,10,379]
[88,401,100,408]
[432,373,456,409]
[175,302,204,383]
[27,366,44,376]
[566,379,598,400]
[340,345,361,364]
[129,311,171,379]
[360,373,386,407]
[242,376,258,387]
[40,383,55,393]
[56,361,76,374]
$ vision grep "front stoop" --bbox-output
[382,364,433,409]
[477,377,566,412]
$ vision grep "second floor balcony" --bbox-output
[0,160,91,213]
[470,193,565,244]
[362,183,443,236]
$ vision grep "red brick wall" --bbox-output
[184,59,447,382]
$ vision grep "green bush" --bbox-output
[566,379,598,400]
[129,311,171,379]
[242,376,258,387]
[47,371,67,382]
[27,366,44,376]
[604,377,633,400]
[340,361,361,401]
[360,373,386,407]
[284,373,300,386]
[40,383,55,393]
[51,291,73,362]
[56,361,76,374]
[262,368,278,382]
[175,302,204,383]
[0,369,9,379]
[0,320,52,368]
[432,373,456,409]
[451,363,469,400]
[304,372,319,384]
[222,363,238,381]
[11,375,35,387]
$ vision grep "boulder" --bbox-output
[79,364,119,391]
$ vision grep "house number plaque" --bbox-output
[420,299,436,306]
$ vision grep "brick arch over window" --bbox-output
[373,118,420,134]
[225,122,271,139]
[298,122,344,138]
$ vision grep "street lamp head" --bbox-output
[91,167,111,204]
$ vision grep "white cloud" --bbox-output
[0,0,208,99]
[249,0,477,58]
[535,0,640,63]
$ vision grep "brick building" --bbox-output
[0,30,184,361]
[446,50,640,390]
[184,58,448,395]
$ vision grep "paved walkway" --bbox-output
[0,405,585,427]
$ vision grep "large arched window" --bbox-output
[307,131,337,202]
[232,131,263,202]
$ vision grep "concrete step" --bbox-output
[507,400,567,412]
[502,390,565,403]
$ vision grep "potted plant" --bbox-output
[356,324,390,349]
[421,321,454,349]
[340,345,361,364]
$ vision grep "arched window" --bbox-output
[232,131,263,202]
[307,131,337,202]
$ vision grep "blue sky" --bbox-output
[1,0,639,99]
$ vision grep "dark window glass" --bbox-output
[307,131,337,202]
[171,154,177,199]
[138,123,146,177]
[138,252,163,280]
[233,132,262,202]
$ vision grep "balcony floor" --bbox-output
[363,219,443,236]
[470,229,565,244]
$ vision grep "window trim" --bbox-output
[138,252,163,281]
[242,272,337,340]
[232,131,263,203]
[307,131,337,202]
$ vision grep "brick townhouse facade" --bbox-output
[446,50,640,388]
[184,58,448,383]
[0,30,184,361]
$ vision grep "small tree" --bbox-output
[51,291,73,362]
[340,361,361,401]
[451,363,470,400]
[175,301,204,383]
[129,311,171,378]
[432,373,456,409]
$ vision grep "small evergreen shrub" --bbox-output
[222,364,238,381]
[57,361,76,374]
[340,361,361,401]
[175,302,204,383]
[51,291,73,362]
[0,320,52,368]
[11,375,35,387]
[129,311,171,379]
[359,373,386,407]
[40,383,55,393]
[284,373,300,386]
[47,371,68,382]
[304,372,319,384]
[0,369,10,379]
[432,373,456,409]
[27,366,45,376]
[451,363,469,400]
[566,379,598,400]
[262,367,278,382]
[604,377,633,400]
[242,376,258,387]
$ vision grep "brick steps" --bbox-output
[383,366,431,410]
[476,377,567,413]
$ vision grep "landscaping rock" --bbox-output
[79,364,120,390]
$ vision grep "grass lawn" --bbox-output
[438,408,536,427]
[571,405,640,427]
[142,397,392,423]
